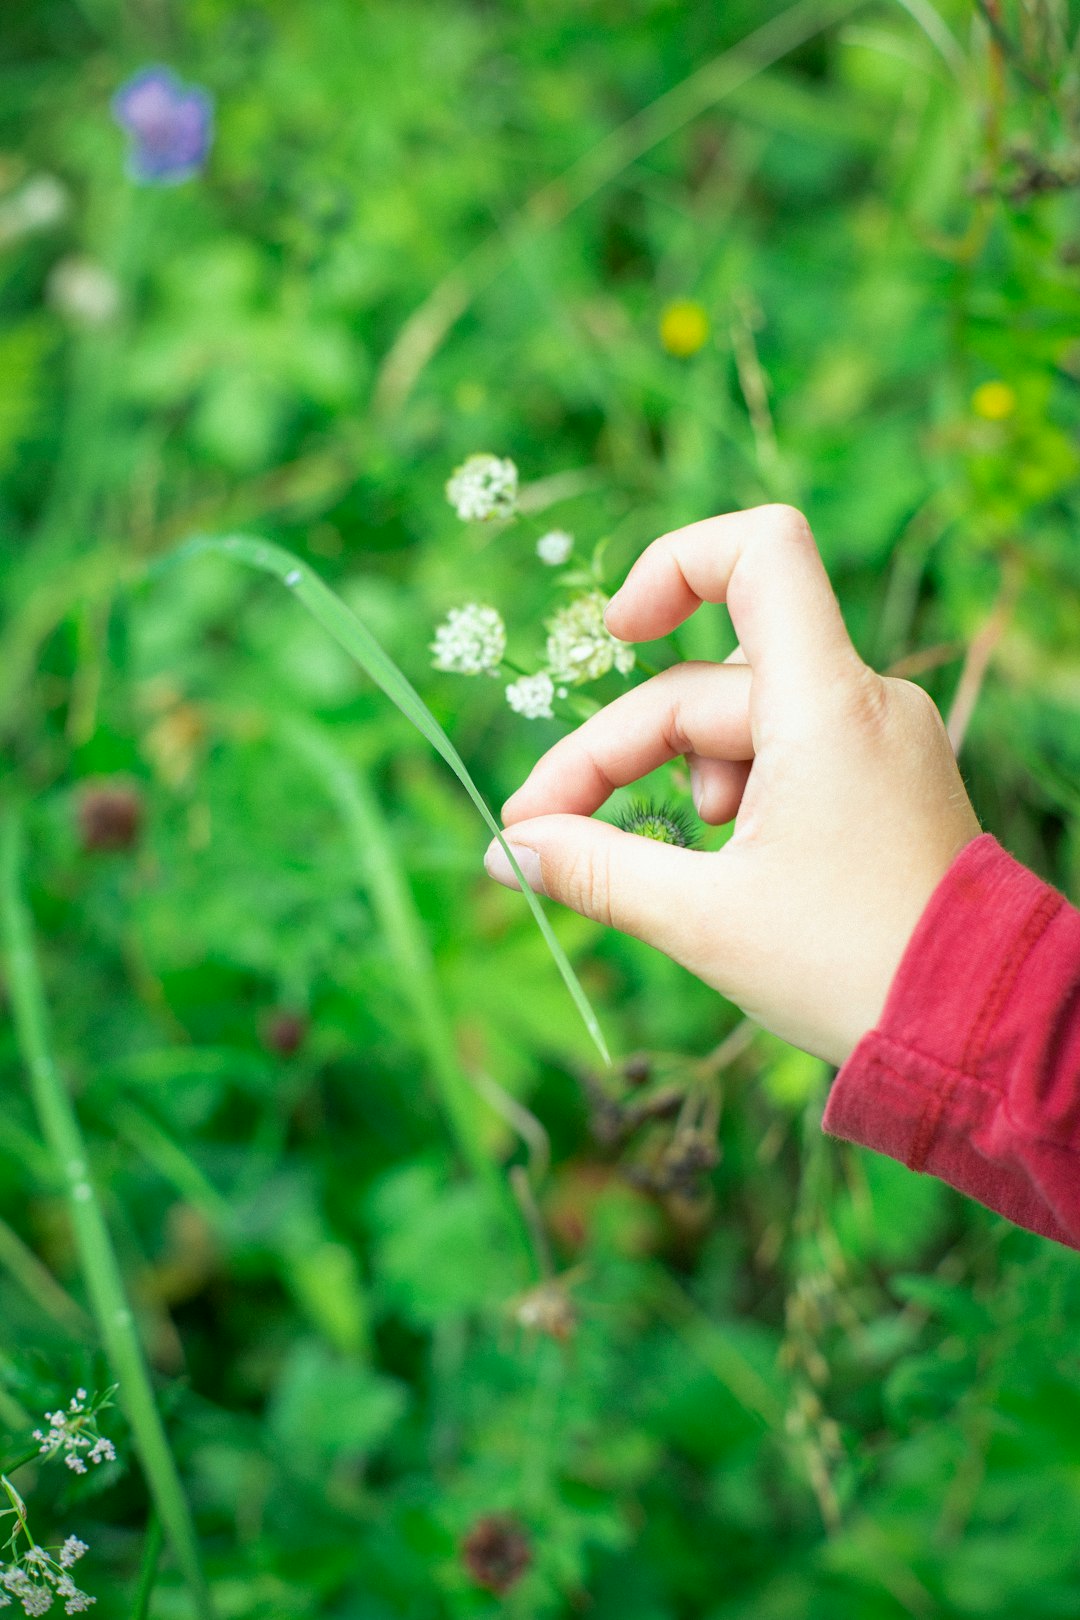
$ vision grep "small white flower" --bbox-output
[63,1592,94,1614]
[20,1555,47,1576]
[46,261,120,328]
[445,454,518,522]
[431,604,506,676]
[0,175,68,248]
[58,1543,87,1573]
[545,592,635,686]
[506,673,555,720]
[536,529,573,566]
[63,1457,87,1476]
[18,1585,53,1617]
[87,1439,114,1466]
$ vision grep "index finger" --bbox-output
[604,504,858,698]
[502,660,752,823]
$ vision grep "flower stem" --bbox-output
[0,807,215,1620]
[131,1513,165,1620]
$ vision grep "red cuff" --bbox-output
[823,833,1080,1249]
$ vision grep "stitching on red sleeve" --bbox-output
[960,890,1063,1071]
[906,890,1063,1173]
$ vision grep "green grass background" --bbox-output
[1,0,1079,1614]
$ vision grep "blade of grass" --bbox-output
[280,716,504,1191]
[0,808,214,1620]
[112,1103,235,1233]
[0,1214,93,1338]
[150,535,610,1068]
[131,1514,165,1620]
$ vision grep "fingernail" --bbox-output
[689,761,705,817]
[484,840,545,895]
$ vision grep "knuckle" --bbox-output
[759,503,814,547]
[888,676,948,737]
[562,845,615,930]
[837,663,890,733]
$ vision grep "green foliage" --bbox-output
[1,0,1079,1615]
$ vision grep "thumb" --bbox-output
[483,813,710,954]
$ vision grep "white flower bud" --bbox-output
[535,530,573,566]
[445,454,518,522]
[505,673,554,719]
[431,604,507,675]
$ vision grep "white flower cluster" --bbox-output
[445,454,518,522]
[0,176,68,250]
[32,1392,115,1477]
[0,1538,93,1615]
[545,591,635,686]
[536,529,573,566]
[431,604,506,675]
[505,673,555,720]
[433,456,634,722]
[46,259,120,328]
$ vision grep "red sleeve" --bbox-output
[822,832,1080,1249]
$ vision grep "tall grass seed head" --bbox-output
[431,603,506,675]
[545,590,634,685]
[445,453,518,521]
[505,672,554,719]
[614,799,699,848]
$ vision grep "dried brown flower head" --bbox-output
[77,780,142,853]
[461,1513,532,1594]
[261,1009,308,1057]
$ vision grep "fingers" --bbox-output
[502,661,753,824]
[687,754,752,824]
[484,814,713,953]
[604,504,859,699]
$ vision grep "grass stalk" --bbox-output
[131,1513,165,1620]
[280,717,504,1195]
[0,808,214,1620]
[0,1214,92,1339]
[153,536,610,1067]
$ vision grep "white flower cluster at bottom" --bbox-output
[0,1535,94,1615]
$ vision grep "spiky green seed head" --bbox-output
[614,799,699,849]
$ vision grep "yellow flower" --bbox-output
[971,380,1017,421]
[659,299,710,358]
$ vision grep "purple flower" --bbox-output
[111,66,213,184]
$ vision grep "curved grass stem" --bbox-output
[150,535,610,1068]
[0,808,214,1620]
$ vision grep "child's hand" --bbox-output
[484,505,982,1066]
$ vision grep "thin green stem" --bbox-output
[130,1514,165,1620]
[0,1213,93,1338]
[0,1447,40,1479]
[279,718,505,1197]
[0,808,214,1620]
